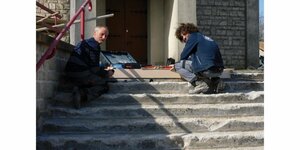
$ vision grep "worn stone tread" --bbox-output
[191,146,264,150]
[52,91,264,106]
[107,81,264,94]
[43,116,264,133]
[49,103,264,119]
[39,71,264,149]
[37,131,264,150]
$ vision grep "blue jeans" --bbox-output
[175,60,197,83]
[175,60,223,82]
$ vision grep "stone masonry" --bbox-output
[36,32,73,131]
[196,0,258,69]
[36,0,71,43]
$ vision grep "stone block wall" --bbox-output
[36,32,74,131]
[196,0,247,69]
[36,0,71,43]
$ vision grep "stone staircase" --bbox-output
[37,70,264,150]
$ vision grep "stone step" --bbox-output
[107,81,263,94]
[190,146,264,150]
[37,131,263,150]
[52,91,264,106]
[43,116,263,134]
[49,103,264,118]
[222,81,264,92]
[93,91,264,105]
[230,72,264,81]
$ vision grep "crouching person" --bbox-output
[174,23,224,94]
[65,26,114,108]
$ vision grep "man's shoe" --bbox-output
[72,86,81,109]
[188,81,209,94]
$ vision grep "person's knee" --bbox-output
[174,62,182,71]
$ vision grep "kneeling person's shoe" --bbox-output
[72,86,81,109]
[188,81,209,94]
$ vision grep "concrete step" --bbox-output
[190,147,264,150]
[37,131,263,150]
[107,81,263,94]
[222,81,264,92]
[230,71,264,81]
[93,91,264,105]
[49,103,264,118]
[43,116,263,134]
[52,91,264,106]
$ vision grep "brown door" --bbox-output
[106,0,148,65]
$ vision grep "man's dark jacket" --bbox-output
[65,37,108,78]
[180,32,224,73]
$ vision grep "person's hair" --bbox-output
[175,23,199,42]
[94,26,109,34]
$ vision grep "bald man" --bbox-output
[65,26,114,109]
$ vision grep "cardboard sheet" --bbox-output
[112,69,232,79]
[112,69,181,79]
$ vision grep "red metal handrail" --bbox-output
[36,0,92,71]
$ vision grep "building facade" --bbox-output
[37,0,259,69]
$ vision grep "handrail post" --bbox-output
[80,9,85,40]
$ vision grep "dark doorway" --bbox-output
[106,0,148,65]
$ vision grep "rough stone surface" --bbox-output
[37,70,264,149]
[43,116,264,133]
[37,131,263,150]
[107,81,264,94]
[36,32,73,132]
[196,0,258,68]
